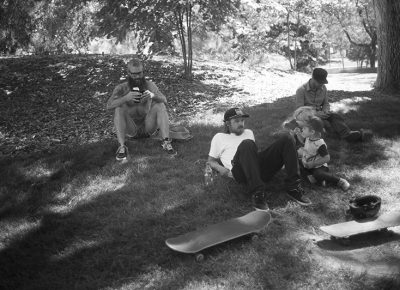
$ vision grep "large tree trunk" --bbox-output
[373,0,400,92]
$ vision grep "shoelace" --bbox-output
[116,145,127,154]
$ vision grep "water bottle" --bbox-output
[204,163,213,187]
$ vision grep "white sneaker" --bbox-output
[116,145,128,161]
[337,178,350,191]
[161,138,177,155]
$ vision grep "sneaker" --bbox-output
[161,138,177,155]
[286,184,312,206]
[252,191,269,211]
[116,145,128,161]
[344,131,362,142]
[360,129,373,142]
[337,178,350,191]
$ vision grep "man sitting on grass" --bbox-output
[107,58,176,161]
[207,107,311,211]
[296,68,372,142]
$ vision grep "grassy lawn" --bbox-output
[1,55,400,289]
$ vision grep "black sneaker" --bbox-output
[116,145,128,161]
[252,191,269,211]
[286,184,312,206]
[161,138,177,155]
[344,131,362,142]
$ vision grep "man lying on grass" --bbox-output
[107,58,176,161]
[207,108,311,211]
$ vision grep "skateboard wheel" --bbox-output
[251,234,259,242]
[195,253,204,262]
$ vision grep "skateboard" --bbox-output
[320,210,400,245]
[166,211,271,261]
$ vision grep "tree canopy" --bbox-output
[0,0,398,89]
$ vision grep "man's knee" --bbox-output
[328,112,344,121]
[151,102,167,113]
[114,103,129,117]
[237,139,257,151]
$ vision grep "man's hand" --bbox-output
[225,169,233,178]
[140,90,154,103]
[125,91,142,103]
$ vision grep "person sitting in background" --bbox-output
[297,116,350,191]
[107,58,176,161]
[295,68,372,142]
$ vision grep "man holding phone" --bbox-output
[107,58,176,161]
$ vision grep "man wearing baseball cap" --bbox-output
[207,107,311,211]
[295,68,372,142]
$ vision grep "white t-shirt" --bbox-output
[208,129,255,170]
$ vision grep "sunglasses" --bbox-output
[128,70,143,76]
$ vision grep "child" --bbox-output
[297,116,350,191]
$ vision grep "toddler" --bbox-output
[297,116,350,191]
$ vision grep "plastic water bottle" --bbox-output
[204,163,213,187]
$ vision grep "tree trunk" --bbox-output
[373,0,400,92]
[185,2,193,80]
[286,12,293,70]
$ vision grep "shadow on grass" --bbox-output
[1,85,399,289]
[317,231,400,251]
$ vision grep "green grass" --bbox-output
[1,56,400,290]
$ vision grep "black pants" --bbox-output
[300,164,340,184]
[230,134,301,196]
[321,112,351,139]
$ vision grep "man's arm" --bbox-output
[321,86,330,112]
[106,86,141,110]
[145,81,167,104]
[295,86,306,108]
[207,156,232,177]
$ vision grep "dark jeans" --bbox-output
[300,164,340,184]
[320,112,351,139]
[230,134,301,196]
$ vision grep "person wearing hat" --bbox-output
[295,68,372,142]
[297,116,350,191]
[107,58,176,161]
[207,107,311,211]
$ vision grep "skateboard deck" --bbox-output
[320,210,400,238]
[166,211,271,254]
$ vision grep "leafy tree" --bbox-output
[373,0,400,92]
[322,0,377,68]
[0,0,38,54]
[30,1,97,54]
[94,0,239,80]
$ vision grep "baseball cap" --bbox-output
[306,116,324,133]
[223,108,250,122]
[312,68,328,84]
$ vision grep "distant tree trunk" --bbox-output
[373,0,400,92]
[286,12,293,70]
[185,1,193,80]
[174,4,193,80]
